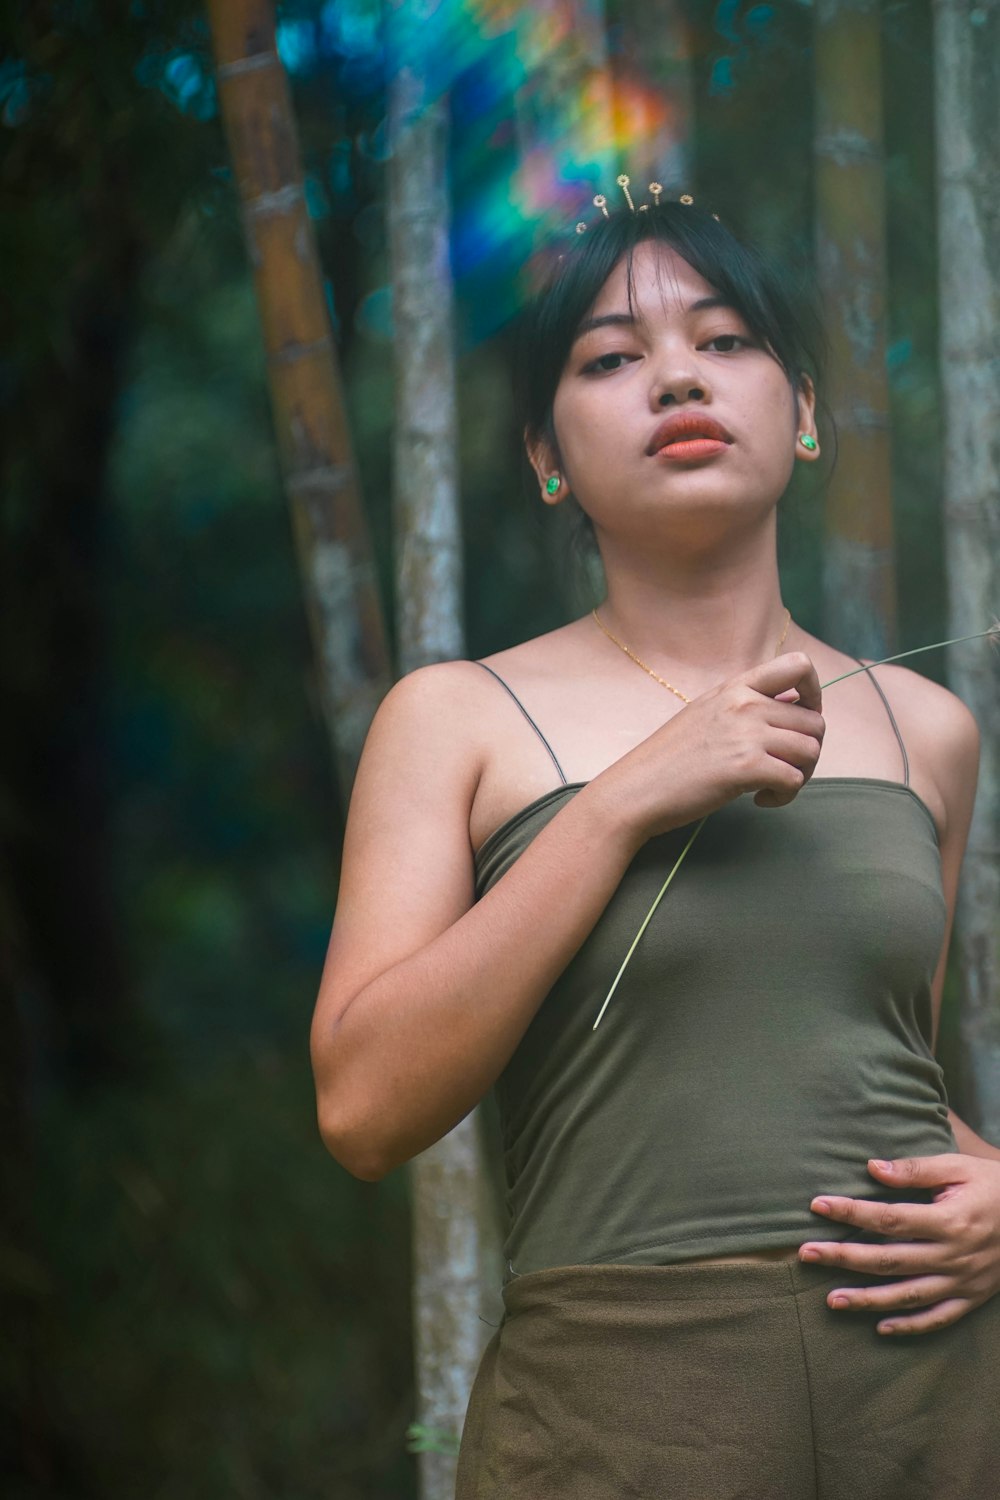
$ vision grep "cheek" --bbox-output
[738,377,799,451]
[551,386,606,471]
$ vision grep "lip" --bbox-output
[647,412,734,456]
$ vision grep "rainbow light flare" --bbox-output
[384,0,691,338]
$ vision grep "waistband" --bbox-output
[502,1258,882,1314]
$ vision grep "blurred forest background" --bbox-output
[1,0,991,1497]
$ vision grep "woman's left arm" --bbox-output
[799,673,1000,1335]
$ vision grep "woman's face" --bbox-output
[531,241,818,547]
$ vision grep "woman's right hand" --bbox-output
[599,650,826,842]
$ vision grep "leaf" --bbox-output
[405,1422,462,1456]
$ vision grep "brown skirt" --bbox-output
[456,1260,1000,1500]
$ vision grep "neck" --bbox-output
[595,520,792,685]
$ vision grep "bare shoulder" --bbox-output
[477,618,591,679]
[354,624,591,832]
[861,661,980,768]
[360,659,500,780]
[375,657,501,715]
[861,661,980,844]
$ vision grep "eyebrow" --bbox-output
[573,296,737,341]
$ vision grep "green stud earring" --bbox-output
[798,434,818,452]
[545,475,561,495]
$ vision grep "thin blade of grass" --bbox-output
[820,626,999,688]
[592,816,707,1030]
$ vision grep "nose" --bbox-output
[649,350,709,409]
[652,374,708,408]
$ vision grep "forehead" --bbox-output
[588,241,722,319]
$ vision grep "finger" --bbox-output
[824,1276,952,1314]
[763,730,823,781]
[867,1155,971,1191]
[809,1194,941,1239]
[876,1298,972,1336]
[744,652,822,714]
[748,734,824,809]
[799,1240,940,1275]
[766,703,826,739]
[754,787,798,809]
[753,762,808,809]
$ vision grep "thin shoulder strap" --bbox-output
[472,661,568,786]
[853,657,910,787]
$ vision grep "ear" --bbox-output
[525,426,567,506]
[794,374,820,461]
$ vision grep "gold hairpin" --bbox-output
[573,178,722,233]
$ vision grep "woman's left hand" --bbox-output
[798,1153,1000,1334]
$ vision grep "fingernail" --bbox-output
[829,1294,850,1310]
[811,1198,832,1214]
[878,1322,896,1335]
[870,1159,893,1172]
[799,1247,820,1262]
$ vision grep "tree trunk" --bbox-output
[814,0,897,658]
[207,0,392,788]
[388,106,464,672]
[386,14,503,1495]
[933,0,1000,1139]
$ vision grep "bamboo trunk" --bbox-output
[933,0,1000,1139]
[815,0,897,658]
[207,0,392,788]
[386,14,500,1496]
[388,95,464,675]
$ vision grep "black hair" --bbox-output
[516,200,827,453]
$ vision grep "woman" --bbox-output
[311,194,1000,1497]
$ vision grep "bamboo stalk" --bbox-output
[207,0,392,791]
[814,0,897,659]
[933,0,1000,1139]
[385,9,499,1495]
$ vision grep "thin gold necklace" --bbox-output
[591,606,792,704]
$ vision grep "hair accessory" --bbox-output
[574,178,720,233]
[798,434,818,451]
[591,607,792,704]
[545,475,561,495]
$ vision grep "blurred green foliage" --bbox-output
[31,1053,412,1499]
[0,1,965,1496]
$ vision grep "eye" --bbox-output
[703,333,753,353]
[581,350,636,374]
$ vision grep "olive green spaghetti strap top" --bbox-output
[471,661,955,1275]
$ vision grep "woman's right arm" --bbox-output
[310,662,646,1180]
[310,652,823,1180]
